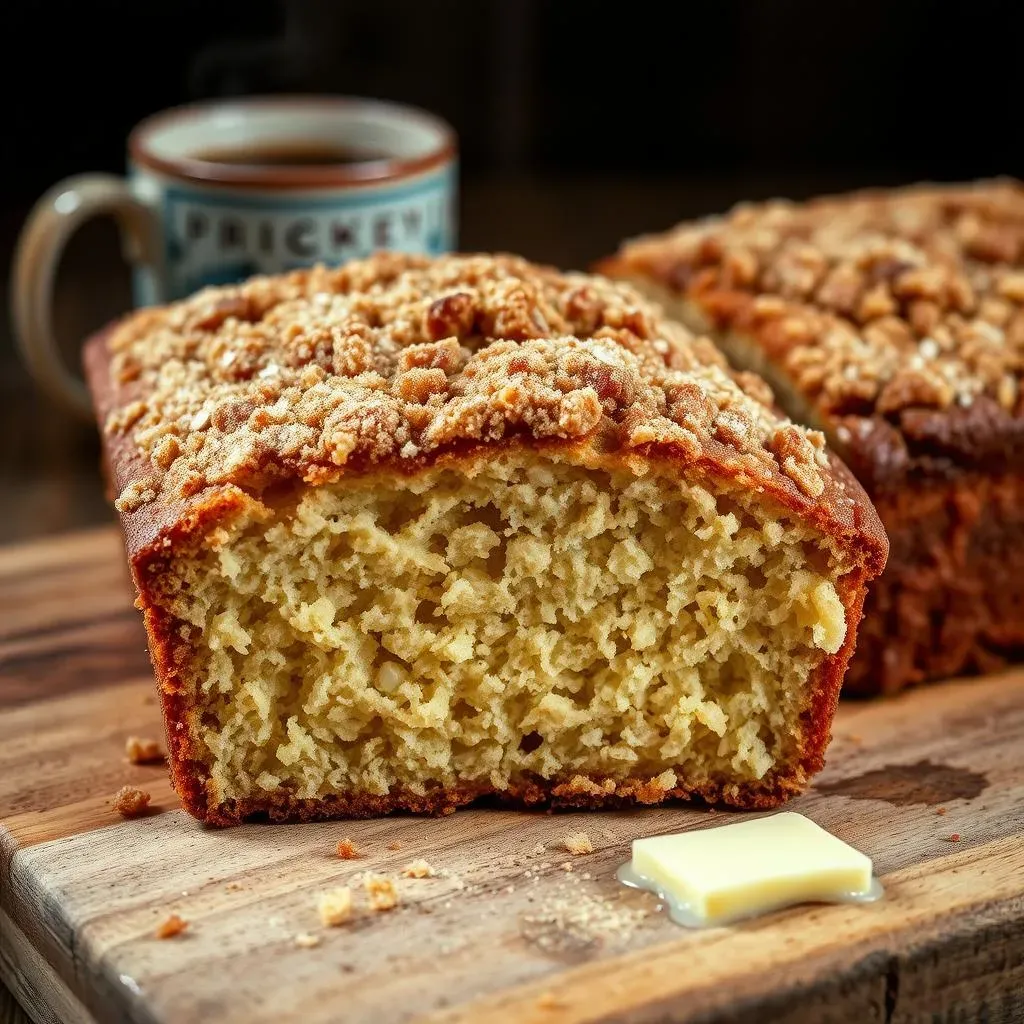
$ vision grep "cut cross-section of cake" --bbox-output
[601,181,1024,695]
[86,253,886,823]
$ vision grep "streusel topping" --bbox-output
[105,253,830,510]
[616,181,1024,419]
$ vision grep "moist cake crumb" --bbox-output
[335,838,361,860]
[154,913,188,939]
[562,831,594,855]
[114,785,151,818]
[318,888,353,926]
[125,736,164,764]
[365,875,399,911]
[401,859,436,879]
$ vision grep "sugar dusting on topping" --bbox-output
[617,181,1024,418]
[105,253,831,511]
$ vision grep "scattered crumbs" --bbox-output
[533,843,546,856]
[561,862,574,872]
[581,872,592,881]
[294,932,321,949]
[318,888,354,926]
[537,992,565,1011]
[336,838,361,860]
[936,807,948,816]
[947,833,962,843]
[125,736,164,764]
[387,841,403,851]
[522,891,647,954]
[225,882,242,892]
[401,859,435,879]
[154,914,188,939]
[113,785,151,818]
[563,831,594,856]
[505,885,516,894]
[365,875,399,912]
[181,891,189,897]
[450,877,466,891]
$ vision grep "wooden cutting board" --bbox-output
[1,527,1022,1024]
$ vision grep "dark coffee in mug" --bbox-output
[193,142,390,166]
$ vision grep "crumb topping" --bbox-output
[335,838,361,860]
[125,736,164,764]
[104,253,831,509]
[113,785,151,818]
[154,913,188,939]
[617,181,1024,419]
[317,887,353,926]
[562,831,594,856]
[364,874,399,911]
[401,859,436,878]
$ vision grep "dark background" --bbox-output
[1,0,1022,542]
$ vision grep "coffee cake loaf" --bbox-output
[85,253,885,823]
[601,180,1024,695]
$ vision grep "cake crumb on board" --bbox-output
[365,875,399,911]
[318,888,354,926]
[537,992,565,1010]
[387,841,403,851]
[114,786,151,818]
[154,914,188,939]
[336,838,361,860]
[401,859,435,879]
[294,932,321,948]
[125,736,164,764]
[563,831,594,855]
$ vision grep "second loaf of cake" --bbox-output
[86,253,886,824]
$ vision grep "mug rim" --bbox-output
[129,95,457,190]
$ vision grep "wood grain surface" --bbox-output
[1,527,1022,1024]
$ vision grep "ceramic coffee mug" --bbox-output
[13,96,457,417]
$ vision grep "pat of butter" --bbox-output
[622,812,879,927]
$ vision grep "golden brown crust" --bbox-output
[84,254,886,823]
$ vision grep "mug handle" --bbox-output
[11,174,163,420]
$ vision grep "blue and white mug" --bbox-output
[13,96,457,417]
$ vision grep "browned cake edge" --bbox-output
[84,322,884,824]
[599,271,1024,695]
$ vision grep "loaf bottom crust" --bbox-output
[845,471,1024,696]
[137,448,868,824]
